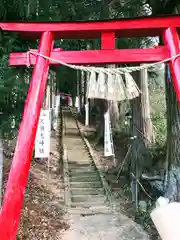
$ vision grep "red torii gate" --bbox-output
[1,14,180,239]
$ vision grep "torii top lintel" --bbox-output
[1,14,180,39]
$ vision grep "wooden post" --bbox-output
[140,66,153,145]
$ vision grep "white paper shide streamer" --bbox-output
[125,72,140,99]
[87,71,97,99]
[35,109,51,158]
[104,110,114,157]
[85,102,89,126]
[87,70,140,101]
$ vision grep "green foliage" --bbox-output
[56,67,76,95]
[151,112,167,146]
[150,79,167,147]
[0,32,28,138]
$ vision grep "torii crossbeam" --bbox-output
[1,15,180,239]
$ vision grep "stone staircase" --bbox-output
[62,108,112,215]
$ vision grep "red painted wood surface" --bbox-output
[163,27,180,105]
[1,15,180,39]
[0,31,54,239]
[9,46,169,66]
[101,32,115,49]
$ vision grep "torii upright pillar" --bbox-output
[0,31,54,239]
[163,27,180,105]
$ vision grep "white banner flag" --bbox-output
[75,96,80,112]
[45,85,50,108]
[69,97,72,107]
[85,102,89,126]
[55,95,60,118]
[35,109,51,158]
[104,110,114,157]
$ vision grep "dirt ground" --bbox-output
[3,134,69,240]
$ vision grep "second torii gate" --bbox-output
[1,14,180,239]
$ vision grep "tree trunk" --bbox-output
[131,68,153,170]
[163,63,180,202]
[36,0,39,18]
[130,67,153,205]
[139,67,154,146]
[107,64,119,129]
[109,101,119,129]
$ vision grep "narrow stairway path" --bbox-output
[63,108,111,214]
[62,108,150,240]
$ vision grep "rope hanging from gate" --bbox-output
[27,50,180,102]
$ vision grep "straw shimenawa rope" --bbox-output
[27,50,180,74]
[26,50,180,101]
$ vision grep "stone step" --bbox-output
[69,165,95,170]
[66,139,83,143]
[68,163,93,168]
[71,200,108,208]
[66,206,112,216]
[70,181,102,188]
[68,164,92,168]
[68,159,94,167]
[70,175,100,182]
[68,154,90,159]
[72,195,106,203]
[71,188,105,195]
[67,142,86,145]
[67,149,90,155]
[69,168,96,173]
[66,143,85,148]
[69,171,99,177]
